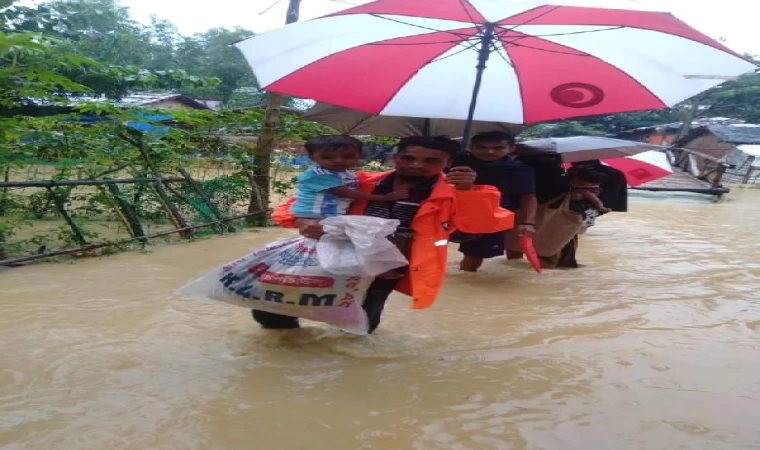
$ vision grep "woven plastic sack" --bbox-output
[175,216,407,334]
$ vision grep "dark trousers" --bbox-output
[557,235,579,268]
[251,277,401,334]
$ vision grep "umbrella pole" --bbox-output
[460,23,495,152]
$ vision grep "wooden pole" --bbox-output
[0,166,7,259]
[0,210,269,267]
[742,156,756,184]
[0,177,185,188]
[247,0,301,226]
[178,167,236,233]
[676,100,699,140]
[106,183,147,243]
[713,164,726,187]
[46,187,88,246]
[154,180,192,237]
[97,185,133,237]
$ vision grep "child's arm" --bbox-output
[328,186,409,202]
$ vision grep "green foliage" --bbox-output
[271,175,299,196]
[520,121,607,139]
[175,27,258,104]
[0,32,94,108]
[55,220,100,247]
[1,0,219,112]
[277,112,336,140]
[2,0,274,108]
[690,71,760,122]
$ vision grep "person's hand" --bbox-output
[295,218,325,239]
[445,166,476,191]
[600,207,612,214]
[376,270,405,280]
[383,189,409,201]
[516,224,536,237]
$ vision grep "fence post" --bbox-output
[106,183,147,244]
[713,164,726,188]
[154,180,192,237]
[46,187,88,246]
[178,167,236,233]
[742,156,756,184]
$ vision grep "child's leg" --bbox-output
[460,255,484,272]
[506,250,524,260]
[458,231,507,272]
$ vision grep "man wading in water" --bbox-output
[260,136,514,334]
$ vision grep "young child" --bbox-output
[290,135,407,220]
[567,168,612,230]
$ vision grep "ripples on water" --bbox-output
[1,191,760,449]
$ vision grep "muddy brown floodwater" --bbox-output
[1,190,760,450]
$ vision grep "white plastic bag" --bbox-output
[317,216,408,277]
[175,216,407,334]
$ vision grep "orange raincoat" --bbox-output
[271,171,514,309]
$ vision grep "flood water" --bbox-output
[2,190,760,450]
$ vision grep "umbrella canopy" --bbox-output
[301,102,522,137]
[235,0,755,133]
[521,136,667,163]
[601,151,673,187]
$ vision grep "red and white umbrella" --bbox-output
[602,151,673,187]
[235,0,755,145]
[522,136,666,163]
[529,136,673,186]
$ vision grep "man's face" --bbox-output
[393,146,452,181]
[469,139,515,161]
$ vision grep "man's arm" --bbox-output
[447,167,515,233]
[445,166,476,190]
[517,194,538,236]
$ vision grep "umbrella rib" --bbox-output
[456,0,485,33]
[521,26,626,39]
[500,5,562,33]
[430,38,482,63]
[489,42,514,68]
[367,39,470,46]
[367,13,474,40]
[503,40,591,57]
[345,114,380,135]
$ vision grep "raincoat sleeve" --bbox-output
[452,186,515,234]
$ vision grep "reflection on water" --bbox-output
[1,191,760,450]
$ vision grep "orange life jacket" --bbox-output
[271,171,514,309]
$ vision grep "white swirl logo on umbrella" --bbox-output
[550,83,606,108]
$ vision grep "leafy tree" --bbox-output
[174,27,263,105]
[520,121,607,139]
[690,71,760,122]
[4,0,276,107]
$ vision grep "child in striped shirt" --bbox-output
[290,135,407,220]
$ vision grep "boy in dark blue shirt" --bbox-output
[453,132,538,272]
